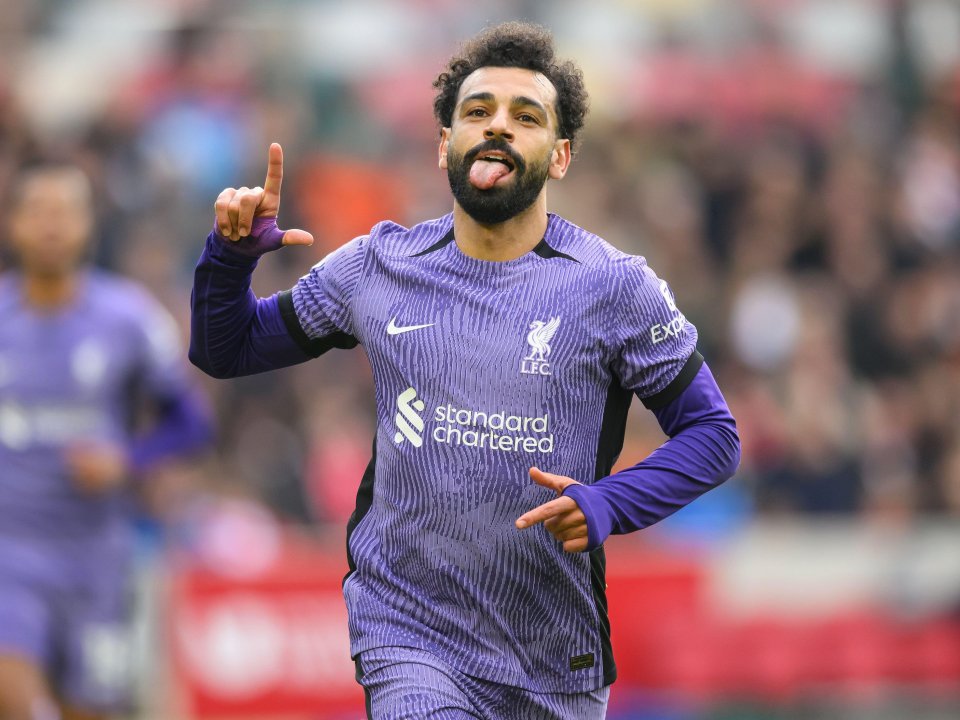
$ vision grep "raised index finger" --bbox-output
[515,496,577,529]
[263,142,284,199]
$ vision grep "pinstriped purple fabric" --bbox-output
[292,213,697,693]
[358,646,610,719]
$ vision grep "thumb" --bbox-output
[282,228,315,247]
[529,466,576,495]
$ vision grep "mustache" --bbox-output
[464,139,526,172]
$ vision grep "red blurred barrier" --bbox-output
[166,536,365,718]
[165,537,960,717]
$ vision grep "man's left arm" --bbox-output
[574,363,738,546]
[516,259,739,551]
[516,363,738,551]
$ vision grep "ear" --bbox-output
[438,128,451,170]
[548,138,572,180]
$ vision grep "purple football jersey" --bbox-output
[0,271,189,542]
[0,270,209,711]
[290,213,698,693]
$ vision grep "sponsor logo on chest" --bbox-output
[392,387,554,454]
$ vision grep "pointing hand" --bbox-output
[515,467,589,553]
[213,143,314,256]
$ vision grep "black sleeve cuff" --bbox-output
[640,350,704,409]
[277,290,359,358]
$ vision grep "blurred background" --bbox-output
[2,0,960,718]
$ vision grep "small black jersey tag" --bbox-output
[569,652,595,671]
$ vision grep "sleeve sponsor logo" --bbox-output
[650,280,687,345]
[659,279,678,313]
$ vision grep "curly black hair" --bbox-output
[433,22,589,152]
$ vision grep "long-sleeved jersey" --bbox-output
[0,271,210,542]
[190,212,739,693]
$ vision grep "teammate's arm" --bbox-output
[69,294,214,494]
[190,144,319,378]
[66,390,212,494]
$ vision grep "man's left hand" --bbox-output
[515,467,589,553]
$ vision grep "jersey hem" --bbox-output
[348,634,609,694]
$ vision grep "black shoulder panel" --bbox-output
[640,350,704,410]
[278,289,358,358]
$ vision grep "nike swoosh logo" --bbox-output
[387,318,436,336]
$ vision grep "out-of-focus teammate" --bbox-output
[190,22,739,720]
[0,164,212,720]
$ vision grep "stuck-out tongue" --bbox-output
[469,159,511,189]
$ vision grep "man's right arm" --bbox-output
[189,143,320,379]
[189,229,313,378]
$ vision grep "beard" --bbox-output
[446,139,551,225]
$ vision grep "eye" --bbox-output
[518,113,540,125]
[467,107,488,117]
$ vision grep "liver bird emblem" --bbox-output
[525,317,561,362]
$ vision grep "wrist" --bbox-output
[207,226,262,267]
[562,483,610,551]
[210,215,288,259]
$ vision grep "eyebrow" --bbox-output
[459,92,549,118]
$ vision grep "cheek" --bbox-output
[530,144,555,169]
[448,132,474,158]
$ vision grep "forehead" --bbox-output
[456,66,558,114]
[15,169,91,207]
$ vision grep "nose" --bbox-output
[483,109,514,142]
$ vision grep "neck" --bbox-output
[22,271,79,309]
[452,193,549,261]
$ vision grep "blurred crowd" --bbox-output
[3,0,960,533]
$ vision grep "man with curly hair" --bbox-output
[190,21,739,719]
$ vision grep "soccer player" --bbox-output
[190,22,739,720]
[0,164,213,720]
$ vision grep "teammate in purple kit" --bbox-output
[190,22,739,719]
[0,164,212,720]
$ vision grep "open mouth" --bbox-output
[469,151,517,189]
[476,152,515,171]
